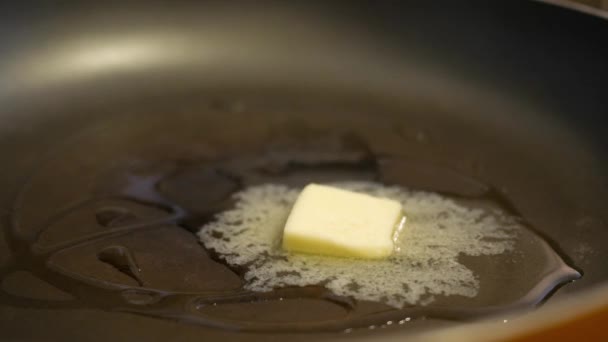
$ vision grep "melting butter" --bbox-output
[282,183,405,259]
[198,182,518,308]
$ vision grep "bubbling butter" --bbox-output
[198,182,518,308]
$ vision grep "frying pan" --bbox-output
[0,1,607,341]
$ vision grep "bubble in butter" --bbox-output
[198,182,518,308]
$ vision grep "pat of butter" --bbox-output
[282,183,405,259]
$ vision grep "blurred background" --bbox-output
[575,0,608,8]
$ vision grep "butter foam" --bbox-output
[198,182,518,308]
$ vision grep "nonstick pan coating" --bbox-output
[0,1,607,341]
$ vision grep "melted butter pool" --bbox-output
[200,182,524,308]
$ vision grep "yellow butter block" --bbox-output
[282,183,405,259]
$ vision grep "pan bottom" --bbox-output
[1,127,579,333]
